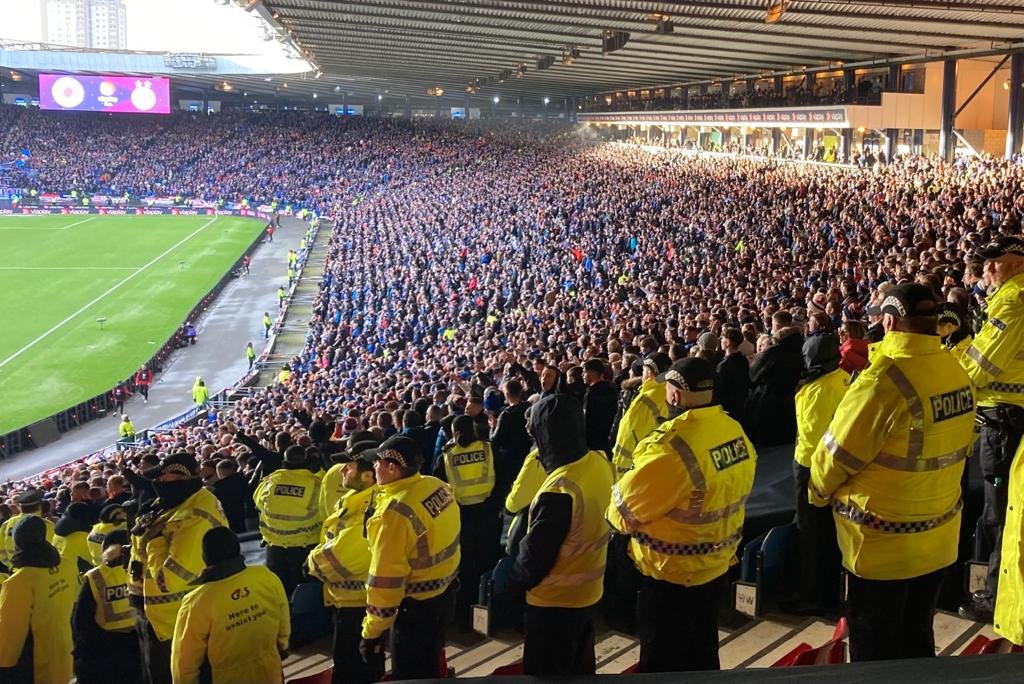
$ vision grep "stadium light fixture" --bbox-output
[544,97,550,105]
[313,92,318,99]
[493,96,500,104]
[377,94,383,100]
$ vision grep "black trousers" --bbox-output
[523,604,596,676]
[390,584,455,681]
[846,567,946,662]
[789,462,841,612]
[636,573,725,673]
[456,504,501,629]
[979,411,1024,601]
[603,532,641,633]
[138,384,149,400]
[333,607,382,684]
[265,544,313,599]
[75,630,142,684]
[140,621,172,684]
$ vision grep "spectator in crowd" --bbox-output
[715,327,750,422]
[582,358,617,460]
[746,311,804,446]
[210,459,248,534]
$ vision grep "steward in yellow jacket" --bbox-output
[0,488,55,570]
[434,415,500,630]
[608,358,756,673]
[784,335,849,615]
[307,450,382,684]
[72,530,141,684]
[172,528,290,684]
[497,394,613,676]
[959,238,1024,621]
[611,354,671,479]
[87,504,128,566]
[0,516,78,684]
[360,435,460,681]
[54,502,96,576]
[810,284,976,662]
[255,446,324,597]
[136,453,227,684]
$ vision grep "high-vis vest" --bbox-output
[612,379,668,479]
[810,332,976,580]
[0,513,54,567]
[946,335,973,365]
[84,563,135,632]
[320,463,348,520]
[442,440,496,505]
[88,521,127,566]
[308,486,376,608]
[505,448,545,514]
[961,271,1024,408]
[362,474,461,639]
[794,369,850,468]
[171,565,290,684]
[0,559,78,684]
[255,467,324,548]
[996,440,1024,643]
[608,406,757,587]
[54,529,93,576]
[143,488,227,641]
[527,450,614,608]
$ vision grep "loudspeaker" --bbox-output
[26,418,61,448]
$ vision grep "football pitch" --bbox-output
[0,214,265,436]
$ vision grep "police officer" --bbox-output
[959,236,1024,622]
[937,302,972,363]
[611,352,671,479]
[810,283,976,661]
[321,433,380,518]
[88,503,128,566]
[172,527,290,684]
[55,501,97,575]
[359,435,460,681]
[0,488,54,571]
[608,358,756,672]
[0,516,78,683]
[72,529,141,683]
[255,445,323,597]
[783,335,849,615]
[435,414,499,630]
[307,444,381,684]
[135,453,227,684]
[495,394,613,676]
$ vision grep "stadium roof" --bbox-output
[258,0,1024,102]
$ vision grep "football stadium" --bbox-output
[4,1,1024,682]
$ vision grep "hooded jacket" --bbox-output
[794,335,850,469]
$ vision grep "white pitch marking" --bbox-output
[60,216,98,230]
[0,216,218,370]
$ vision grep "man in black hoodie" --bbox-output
[494,394,614,676]
[490,380,532,502]
[582,358,617,460]
[210,460,248,533]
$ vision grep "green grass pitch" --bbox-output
[0,214,265,435]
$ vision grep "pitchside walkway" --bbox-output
[0,217,306,481]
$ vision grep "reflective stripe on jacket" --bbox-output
[85,563,135,632]
[810,332,976,580]
[307,486,375,608]
[794,368,850,468]
[611,380,668,479]
[961,271,1024,408]
[608,406,757,587]
[255,468,324,548]
[442,441,496,505]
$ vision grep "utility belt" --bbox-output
[976,404,1024,433]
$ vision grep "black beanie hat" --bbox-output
[103,529,131,550]
[13,515,47,551]
[202,527,241,566]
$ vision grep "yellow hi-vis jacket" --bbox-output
[996,442,1024,643]
[810,332,976,580]
[946,335,973,365]
[142,488,227,641]
[528,450,614,608]
[307,486,376,608]
[54,530,93,576]
[84,563,135,632]
[612,379,668,479]
[608,406,757,587]
[0,559,79,684]
[88,520,127,566]
[362,474,461,639]
[255,467,324,548]
[171,564,290,684]
[0,513,54,568]
[441,440,496,505]
[320,462,348,520]
[505,448,545,514]
[961,271,1024,408]
[794,369,850,468]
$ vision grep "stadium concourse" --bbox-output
[2,107,1024,682]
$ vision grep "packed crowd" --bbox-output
[2,108,1024,681]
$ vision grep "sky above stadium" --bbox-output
[2,0,297,62]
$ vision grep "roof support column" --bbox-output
[885,128,897,162]
[771,128,781,154]
[939,59,958,162]
[773,76,783,96]
[1007,53,1024,159]
[804,128,814,159]
[888,64,901,92]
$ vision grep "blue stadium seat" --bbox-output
[290,582,331,648]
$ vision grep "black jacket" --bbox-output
[715,352,750,423]
[746,329,804,447]
[583,380,618,457]
[490,401,532,499]
[210,473,248,533]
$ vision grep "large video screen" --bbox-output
[39,74,171,114]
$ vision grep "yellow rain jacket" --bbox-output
[794,368,850,468]
[307,486,376,608]
[612,379,668,479]
[88,520,127,566]
[255,467,323,548]
[0,514,54,568]
[609,406,757,587]
[441,440,496,505]
[961,272,1024,408]
[810,332,976,580]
